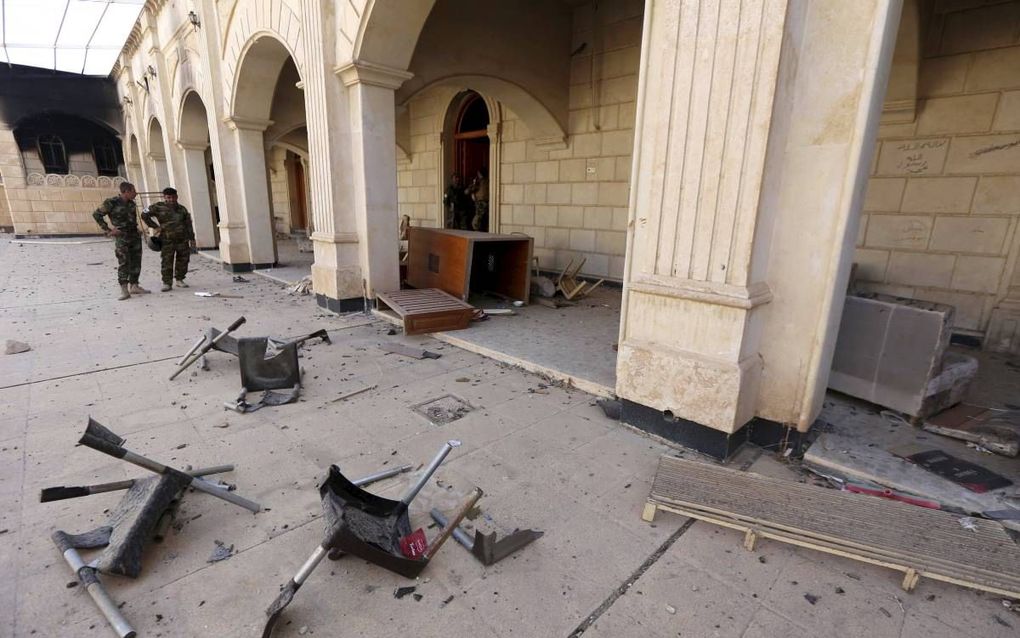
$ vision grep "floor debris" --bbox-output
[923,404,1020,457]
[393,586,417,600]
[379,341,442,360]
[4,339,31,354]
[207,540,235,563]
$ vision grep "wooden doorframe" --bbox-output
[440,90,503,232]
[285,151,308,232]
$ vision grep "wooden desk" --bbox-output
[407,228,532,303]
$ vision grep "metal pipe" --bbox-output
[352,464,412,487]
[400,440,461,505]
[429,508,474,550]
[54,532,135,638]
[424,488,483,561]
[189,476,261,513]
[293,545,329,585]
[177,335,207,366]
[430,508,473,548]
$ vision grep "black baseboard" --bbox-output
[620,399,801,461]
[950,333,982,348]
[316,294,366,314]
[221,261,275,273]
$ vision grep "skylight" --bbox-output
[0,0,145,76]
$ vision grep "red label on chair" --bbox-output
[399,528,428,558]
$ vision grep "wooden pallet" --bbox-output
[375,288,476,336]
[643,455,1020,597]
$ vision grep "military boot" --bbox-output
[118,284,130,301]
[161,283,172,292]
[129,283,151,294]
[175,279,189,288]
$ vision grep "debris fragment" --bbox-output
[379,341,442,360]
[665,604,676,614]
[804,594,818,605]
[232,275,250,283]
[298,626,309,635]
[394,586,417,600]
[207,540,235,563]
[194,291,243,298]
[441,595,455,607]
[4,340,31,355]
[287,276,313,295]
[994,615,1013,628]
[879,607,891,618]
[959,517,979,532]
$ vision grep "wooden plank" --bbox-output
[646,455,1020,596]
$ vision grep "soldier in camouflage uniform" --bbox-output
[93,181,150,300]
[142,187,196,292]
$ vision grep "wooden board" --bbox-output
[375,288,475,336]
[643,455,1020,597]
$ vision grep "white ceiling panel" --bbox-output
[1,0,145,75]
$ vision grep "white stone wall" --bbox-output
[268,146,292,234]
[856,1,1020,336]
[396,0,642,280]
[0,184,11,229]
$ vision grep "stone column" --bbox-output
[177,142,216,248]
[617,0,903,458]
[224,117,277,269]
[195,0,253,267]
[336,61,412,300]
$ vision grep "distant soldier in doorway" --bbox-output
[92,181,150,300]
[443,172,472,229]
[467,167,489,231]
[142,187,196,292]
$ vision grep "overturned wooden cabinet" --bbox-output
[407,228,532,303]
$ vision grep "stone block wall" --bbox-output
[396,0,643,280]
[8,175,124,235]
[0,184,12,230]
[855,1,1020,337]
[268,146,292,235]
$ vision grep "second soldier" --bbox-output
[142,187,196,291]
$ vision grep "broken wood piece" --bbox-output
[379,341,441,360]
[194,292,244,299]
[923,404,1020,457]
[328,384,378,403]
[644,455,1020,598]
[483,308,515,316]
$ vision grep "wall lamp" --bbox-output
[188,11,201,29]
[146,65,157,78]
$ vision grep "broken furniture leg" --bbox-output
[78,418,261,513]
[261,464,413,638]
[53,530,136,638]
[429,508,543,565]
[40,464,234,502]
[170,316,246,380]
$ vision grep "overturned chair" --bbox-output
[263,440,483,637]
[45,418,262,638]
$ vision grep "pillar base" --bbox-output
[221,261,275,273]
[316,294,366,314]
[620,399,802,461]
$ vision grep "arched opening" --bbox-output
[229,35,308,268]
[127,134,143,186]
[443,91,490,231]
[147,118,170,191]
[178,91,219,248]
[13,112,123,177]
[264,59,312,242]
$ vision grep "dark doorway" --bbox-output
[454,93,489,231]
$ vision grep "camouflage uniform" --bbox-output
[142,202,195,285]
[93,196,142,285]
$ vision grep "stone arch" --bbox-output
[223,0,304,104]
[147,117,166,159]
[178,90,211,148]
[353,0,436,70]
[883,0,921,123]
[404,75,565,145]
[171,48,206,107]
[229,34,303,122]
